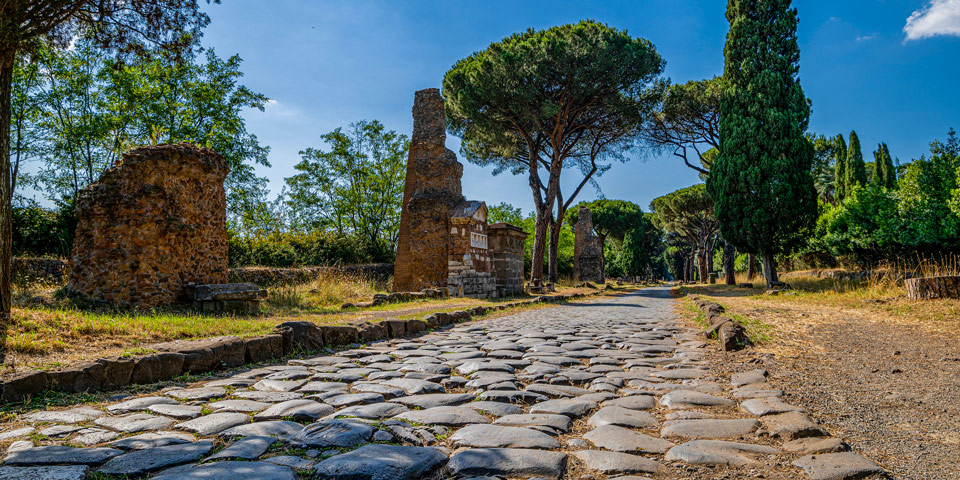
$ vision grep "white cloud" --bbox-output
[856,33,878,42]
[904,0,960,40]
[261,99,302,119]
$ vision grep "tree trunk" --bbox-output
[723,242,736,285]
[547,207,562,284]
[698,249,708,284]
[530,207,549,286]
[761,252,779,287]
[0,49,15,364]
[747,253,756,279]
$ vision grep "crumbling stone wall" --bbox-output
[393,88,466,292]
[68,143,229,308]
[489,223,527,296]
[574,206,605,283]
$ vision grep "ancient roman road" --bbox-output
[0,286,885,479]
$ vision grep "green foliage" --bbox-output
[833,134,848,202]
[896,132,960,249]
[11,202,76,258]
[285,120,407,257]
[708,0,816,265]
[647,76,722,175]
[872,142,896,190]
[487,202,524,225]
[227,230,378,268]
[818,185,900,265]
[845,130,868,190]
[650,184,718,281]
[565,199,645,244]
[614,213,665,278]
[13,40,270,217]
[808,133,836,203]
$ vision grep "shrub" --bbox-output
[228,230,390,267]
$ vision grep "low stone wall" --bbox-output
[0,290,607,403]
[11,258,68,284]
[228,264,394,286]
[11,260,394,288]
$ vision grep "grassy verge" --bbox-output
[677,286,774,345]
[6,274,636,372]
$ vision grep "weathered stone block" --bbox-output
[48,362,105,393]
[130,353,185,384]
[358,322,388,343]
[96,356,135,389]
[385,319,406,338]
[68,143,229,309]
[405,319,427,335]
[277,321,325,352]
[322,325,359,346]
[1,371,50,403]
[244,335,283,363]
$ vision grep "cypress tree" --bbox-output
[834,134,848,201]
[847,130,868,190]
[707,0,816,288]
[873,142,896,189]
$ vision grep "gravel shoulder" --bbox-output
[682,285,960,480]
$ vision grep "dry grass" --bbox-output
[4,273,618,371]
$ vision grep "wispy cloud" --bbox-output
[261,99,302,119]
[856,33,878,42]
[904,0,960,40]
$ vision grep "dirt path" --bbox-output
[686,288,960,480]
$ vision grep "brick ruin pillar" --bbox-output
[574,206,605,283]
[393,88,466,292]
[68,143,230,308]
[488,223,528,296]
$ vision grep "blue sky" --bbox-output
[199,0,960,214]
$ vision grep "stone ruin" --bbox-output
[393,88,527,298]
[488,223,527,295]
[68,143,233,309]
[574,206,605,284]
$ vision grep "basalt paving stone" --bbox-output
[602,395,657,410]
[289,419,375,448]
[97,440,213,475]
[476,390,547,404]
[208,435,275,460]
[165,387,227,401]
[313,444,447,480]
[106,396,178,414]
[732,386,785,399]
[0,466,90,480]
[208,399,272,413]
[449,424,560,449]
[22,407,104,424]
[232,391,303,403]
[525,384,593,398]
[465,373,519,388]
[39,424,82,437]
[792,452,884,480]
[741,397,804,416]
[587,406,658,428]
[0,427,34,441]
[382,378,445,395]
[328,402,409,419]
[324,392,385,407]
[529,398,598,417]
[659,390,736,409]
[151,460,297,480]
[571,450,662,475]
[392,393,475,409]
[298,381,350,394]
[583,425,674,454]
[762,411,829,440]
[661,419,760,440]
[263,369,313,380]
[264,455,315,470]
[493,414,573,433]
[253,379,307,392]
[254,399,335,421]
[393,406,490,426]
[218,420,302,439]
[783,437,849,455]
[3,445,123,465]
[72,428,120,445]
[110,431,195,450]
[400,363,452,375]
[446,448,567,479]
[731,369,768,387]
[175,412,250,436]
[665,440,779,466]
[147,404,203,419]
[95,413,175,433]
[351,382,405,398]
[463,401,524,417]
[456,361,515,375]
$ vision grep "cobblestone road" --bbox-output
[0,287,885,479]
